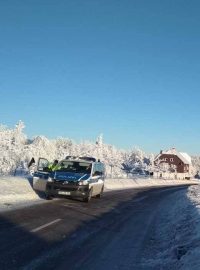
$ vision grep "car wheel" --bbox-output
[45,194,53,200]
[96,186,104,198]
[83,188,93,202]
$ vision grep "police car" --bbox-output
[33,156,106,202]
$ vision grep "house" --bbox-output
[154,148,192,180]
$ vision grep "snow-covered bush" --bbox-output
[191,156,200,175]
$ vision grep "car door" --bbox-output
[33,158,50,191]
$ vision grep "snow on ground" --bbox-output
[0,176,44,211]
[175,184,200,270]
[0,176,198,212]
[137,187,196,269]
[104,177,198,190]
[127,183,200,270]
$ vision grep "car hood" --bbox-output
[53,171,90,182]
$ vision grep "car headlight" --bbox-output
[78,180,88,185]
[47,177,54,182]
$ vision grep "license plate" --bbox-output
[58,191,71,195]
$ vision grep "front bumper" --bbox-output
[46,182,89,198]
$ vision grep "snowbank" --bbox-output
[136,183,200,270]
[0,176,198,212]
[177,184,200,270]
[0,177,43,211]
[105,177,199,190]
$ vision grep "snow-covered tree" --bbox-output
[0,121,154,177]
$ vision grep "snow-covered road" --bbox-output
[1,177,200,269]
[0,185,191,269]
[55,186,200,270]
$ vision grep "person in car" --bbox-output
[85,164,92,174]
[48,160,59,171]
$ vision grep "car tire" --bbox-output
[83,188,93,202]
[96,186,104,199]
[45,194,53,200]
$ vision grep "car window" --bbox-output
[56,161,91,174]
[38,158,49,171]
[93,163,102,176]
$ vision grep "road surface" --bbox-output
[0,185,193,270]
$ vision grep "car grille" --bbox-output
[54,180,78,185]
[46,182,88,192]
[54,186,78,191]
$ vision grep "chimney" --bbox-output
[160,150,163,154]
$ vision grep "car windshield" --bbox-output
[55,161,92,174]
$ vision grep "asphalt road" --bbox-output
[0,185,192,270]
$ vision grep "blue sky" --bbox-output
[0,0,200,155]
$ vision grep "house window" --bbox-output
[170,158,174,162]
[161,158,168,162]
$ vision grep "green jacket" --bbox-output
[48,163,58,171]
